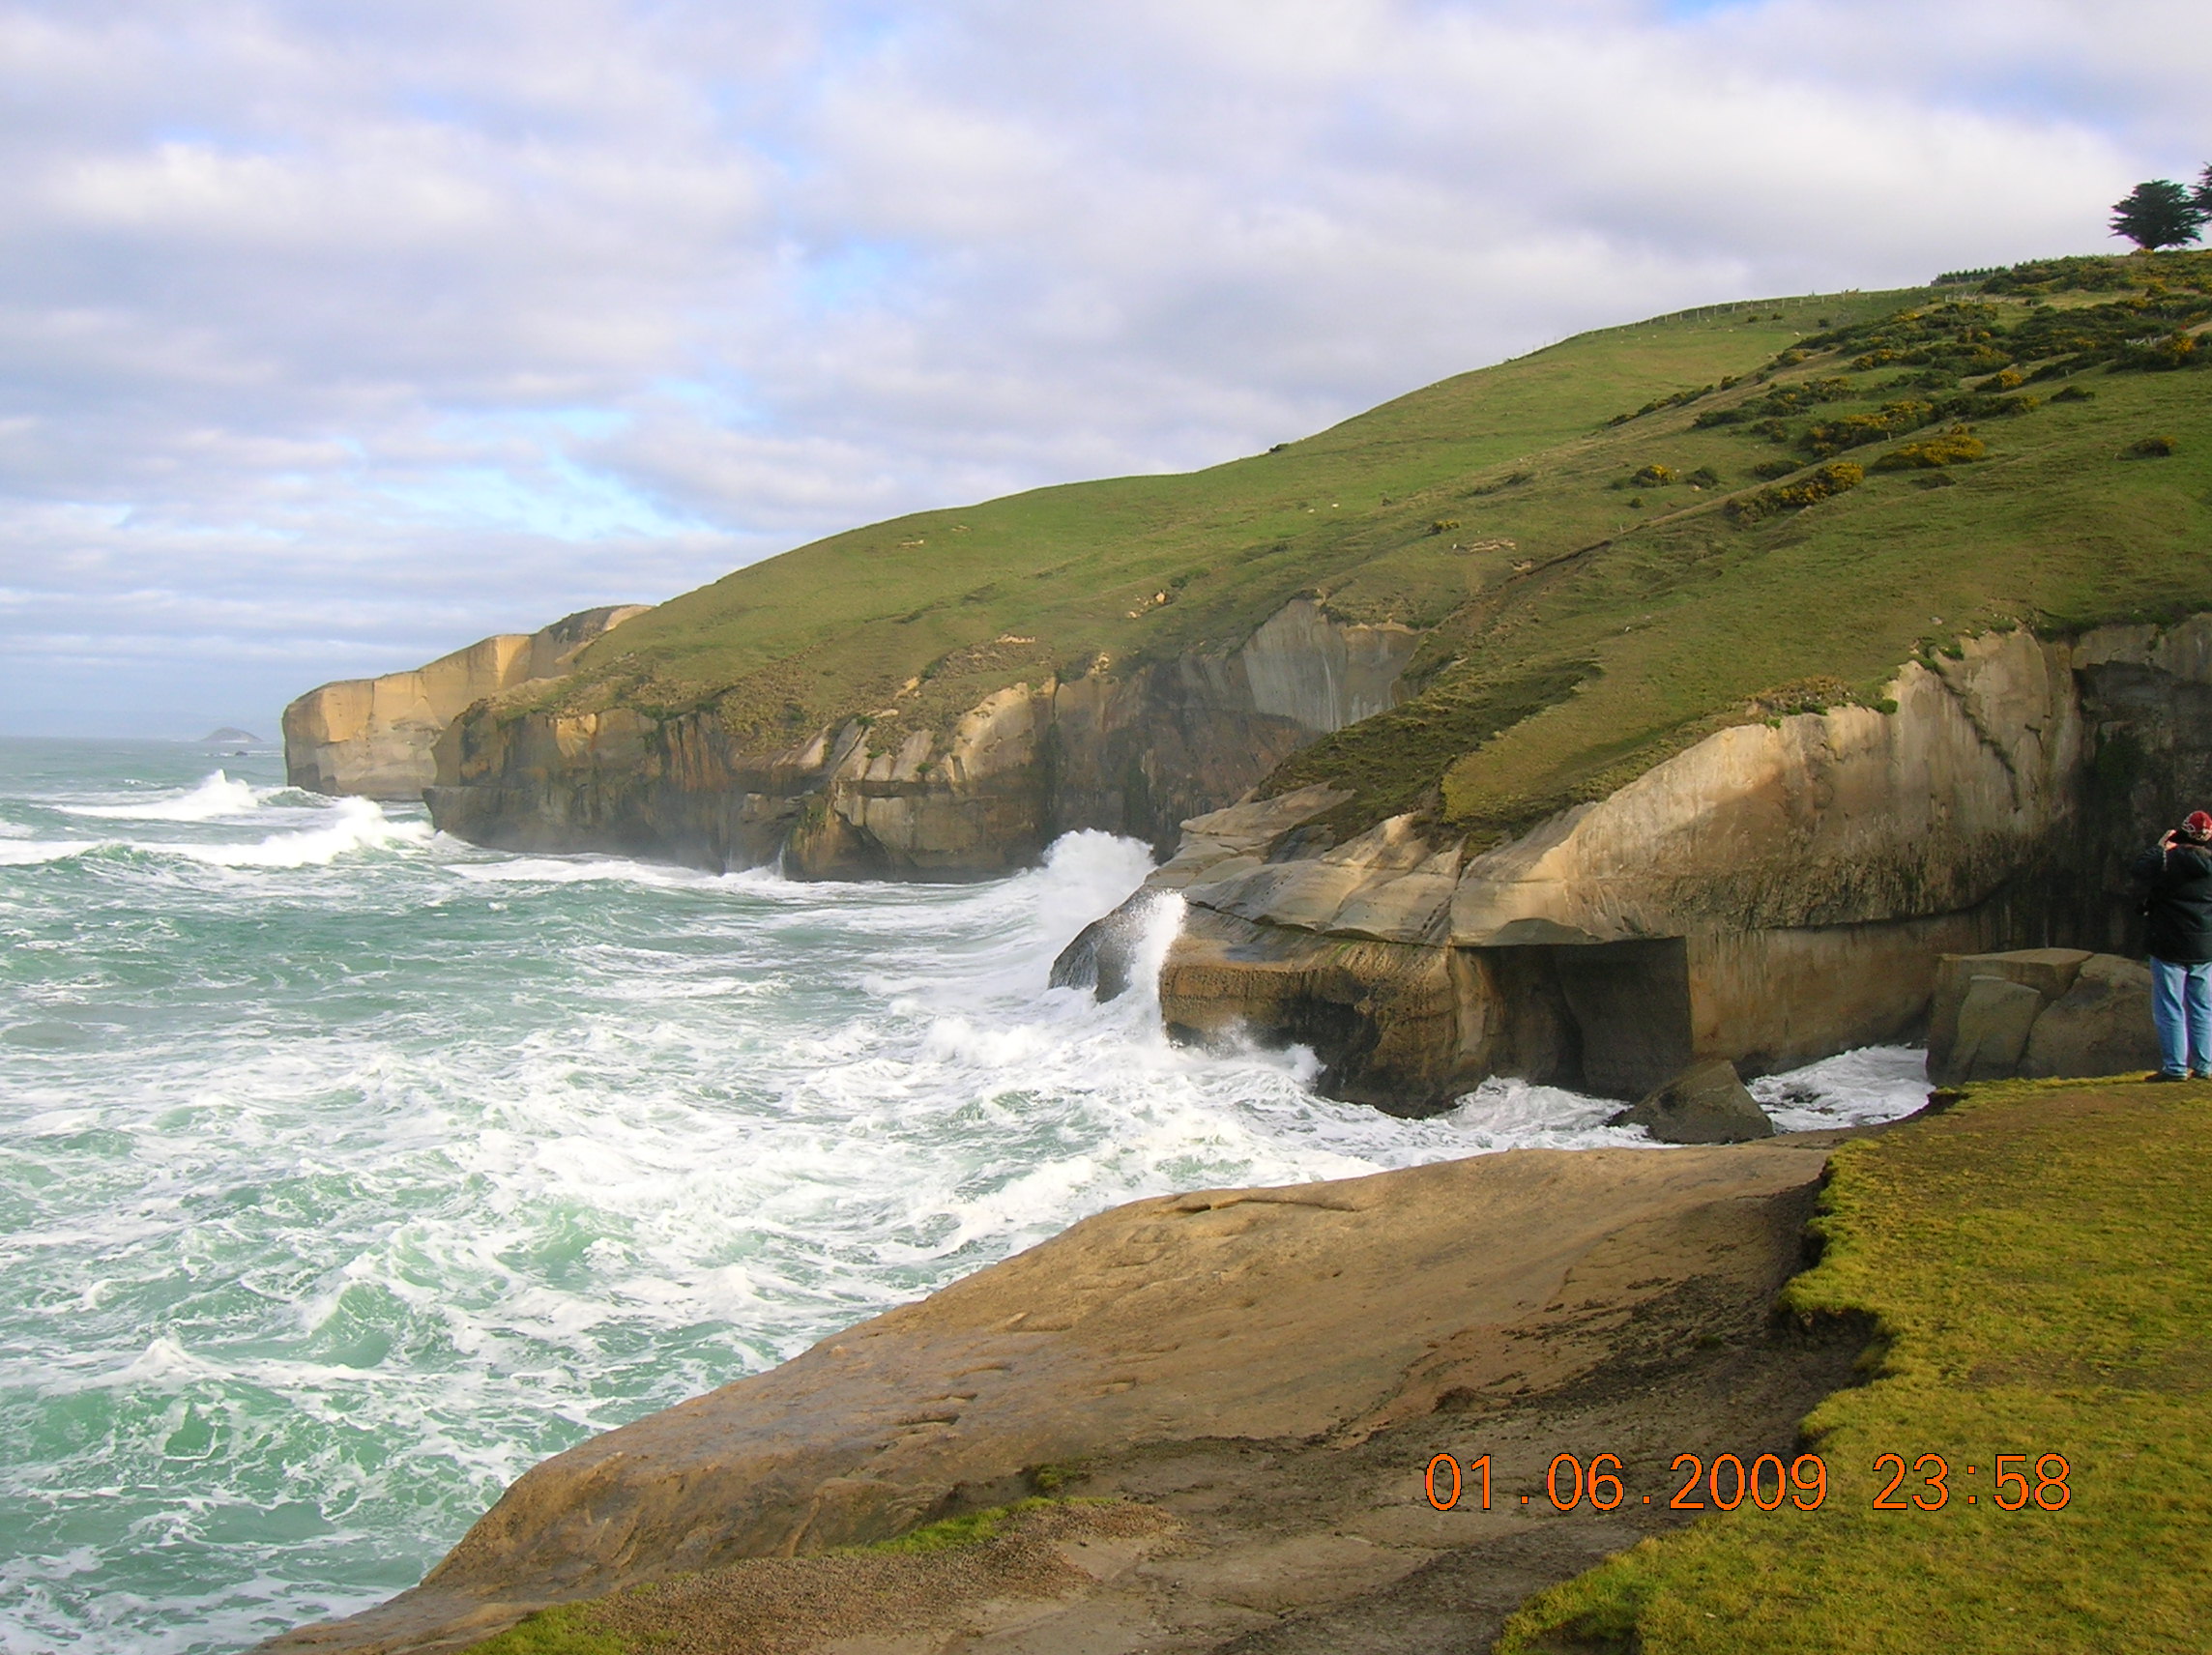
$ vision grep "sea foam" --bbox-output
[61,769,265,822]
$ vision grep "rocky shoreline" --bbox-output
[254,259,2212,1650]
[258,1130,1873,1655]
[293,611,2212,1116]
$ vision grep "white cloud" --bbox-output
[0,0,2200,733]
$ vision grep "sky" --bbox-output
[1,0,2206,738]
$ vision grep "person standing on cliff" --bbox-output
[2133,810,2212,1080]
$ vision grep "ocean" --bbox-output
[0,739,1934,1655]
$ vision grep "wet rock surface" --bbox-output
[1608,1060,1775,1144]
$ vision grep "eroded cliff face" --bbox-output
[1069,621,2212,1113]
[425,600,1421,877]
[282,606,652,800]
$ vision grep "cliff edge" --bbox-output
[282,606,651,800]
[426,596,1417,876]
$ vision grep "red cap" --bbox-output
[2189,811,2212,834]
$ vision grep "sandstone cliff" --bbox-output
[425,599,1419,876]
[1064,619,2212,1112]
[282,606,652,800]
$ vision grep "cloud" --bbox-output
[0,0,2199,733]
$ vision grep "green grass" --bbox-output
[518,292,1893,748]
[461,1603,625,1655]
[519,253,2212,841]
[836,1495,1062,1553]
[1499,1077,2212,1653]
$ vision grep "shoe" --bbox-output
[2151,1070,2190,1083]
[2193,1071,2212,1082]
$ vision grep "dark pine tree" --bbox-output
[2194,163,2212,218]
[2110,179,2206,250]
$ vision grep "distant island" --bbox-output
[199,727,261,743]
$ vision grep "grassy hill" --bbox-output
[538,252,2212,844]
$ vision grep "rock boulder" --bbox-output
[1946,976,2051,1084]
[1927,949,2159,1084]
[1609,1059,1774,1144]
[2020,954,2161,1079]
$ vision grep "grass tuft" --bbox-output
[844,1497,1062,1555]
[463,1605,626,1655]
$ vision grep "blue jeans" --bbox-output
[2151,957,2212,1076]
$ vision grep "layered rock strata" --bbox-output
[282,607,651,800]
[426,599,1419,877]
[259,1137,1837,1655]
[1068,620,2212,1112]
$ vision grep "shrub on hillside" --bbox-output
[1685,467,1721,488]
[1750,458,1801,480]
[1800,399,1937,457]
[1694,377,1854,431]
[1939,343,2016,375]
[1468,470,1534,495]
[2129,435,2178,457]
[1607,384,1719,425]
[1631,464,1676,487]
[1939,390,2040,421]
[2052,385,2098,402]
[1871,426,1986,470]
[1724,461,1865,526]
[2117,332,2201,371]
[2002,291,2212,378]
[1800,303,1999,359]
[1980,254,2167,295]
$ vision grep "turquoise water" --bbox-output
[0,740,1930,1654]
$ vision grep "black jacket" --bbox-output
[2133,839,2212,965]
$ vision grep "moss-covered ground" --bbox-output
[524,251,2212,844]
[1499,1077,2212,1653]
